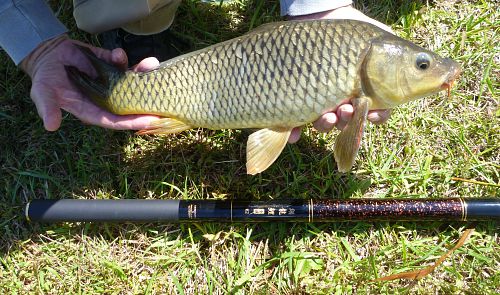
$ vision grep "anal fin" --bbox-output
[246,128,292,175]
[137,118,192,135]
[334,97,370,172]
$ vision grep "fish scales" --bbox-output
[104,20,380,129]
[67,19,460,174]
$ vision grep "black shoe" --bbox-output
[100,28,192,66]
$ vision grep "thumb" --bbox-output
[72,41,128,70]
[132,57,160,72]
[30,85,62,131]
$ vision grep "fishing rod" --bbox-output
[26,198,500,223]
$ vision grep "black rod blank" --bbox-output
[25,198,500,223]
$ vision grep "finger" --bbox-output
[313,112,338,132]
[72,40,110,60]
[288,127,301,143]
[337,104,354,122]
[110,48,128,70]
[96,113,161,130]
[30,85,62,131]
[132,57,160,72]
[60,89,159,130]
[334,104,354,131]
[71,41,128,70]
[367,109,392,124]
[66,41,126,79]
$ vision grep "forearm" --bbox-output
[280,0,352,16]
[0,0,67,65]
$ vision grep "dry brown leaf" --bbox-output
[373,228,474,282]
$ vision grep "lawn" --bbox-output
[0,0,498,293]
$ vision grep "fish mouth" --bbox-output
[441,62,462,98]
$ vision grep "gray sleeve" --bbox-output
[0,0,68,65]
[280,0,352,16]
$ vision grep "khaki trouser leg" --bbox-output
[73,0,181,35]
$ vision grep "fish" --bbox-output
[65,19,461,175]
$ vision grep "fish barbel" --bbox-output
[66,19,461,174]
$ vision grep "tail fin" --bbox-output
[65,44,123,106]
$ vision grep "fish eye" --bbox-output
[416,53,431,70]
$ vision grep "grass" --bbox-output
[0,0,499,293]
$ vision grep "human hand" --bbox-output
[287,5,392,143]
[20,35,160,131]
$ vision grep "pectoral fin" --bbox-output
[334,97,370,172]
[137,118,192,135]
[246,128,292,175]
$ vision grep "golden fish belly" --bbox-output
[106,20,383,129]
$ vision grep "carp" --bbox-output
[66,19,461,174]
